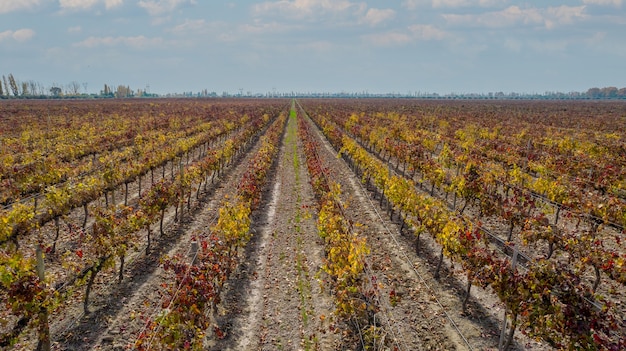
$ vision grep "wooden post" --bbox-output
[36,246,50,351]
[189,241,199,266]
[499,247,518,351]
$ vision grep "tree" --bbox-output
[68,81,81,95]
[8,74,19,97]
[102,84,114,97]
[0,77,3,96]
[50,87,62,97]
[600,86,618,98]
[115,85,132,98]
[21,81,29,96]
[2,76,7,96]
[586,87,601,99]
[27,81,38,96]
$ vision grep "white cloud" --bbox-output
[59,0,124,11]
[105,0,123,9]
[403,0,505,9]
[252,0,362,20]
[13,29,36,41]
[402,0,422,10]
[433,0,504,8]
[433,0,472,7]
[150,16,172,26]
[59,0,99,10]
[364,24,449,46]
[168,19,210,34]
[74,35,163,49]
[544,6,587,29]
[583,0,622,6]
[0,29,36,42]
[0,0,40,14]
[138,0,196,16]
[443,5,587,29]
[361,8,395,26]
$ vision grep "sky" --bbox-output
[1,0,625,95]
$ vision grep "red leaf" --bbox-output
[76,249,83,258]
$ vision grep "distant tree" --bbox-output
[2,76,9,97]
[618,88,626,98]
[68,81,81,95]
[115,85,132,98]
[0,78,3,96]
[50,86,62,97]
[20,81,29,96]
[8,74,19,97]
[600,86,618,98]
[27,81,37,96]
[586,87,601,99]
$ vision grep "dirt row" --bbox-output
[210,109,339,350]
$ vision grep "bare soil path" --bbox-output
[211,108,339,350]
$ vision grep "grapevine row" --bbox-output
[295,103,385,348]
[303,103,624,350]
[331,105,626,236]
[333,108,626,293]
[1,100,228,206]
[0,108,272,247]
[134,108,288,350]
[0,105,282,348]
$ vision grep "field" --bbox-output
[1,98,625,350]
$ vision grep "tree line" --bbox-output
[585,86,626,99]
[1,72,625,100]
[0,73,150,99]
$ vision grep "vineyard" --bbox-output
[1,98,625,350]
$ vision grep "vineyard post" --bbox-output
[189,241,198,266]
[52,216,60,254]
[525,139,531,169]
[124,182,129,206]
[554,205,560,226]
[499,247,519,351]
[35,246,50,351]
[82,203,88,229]
[170,159,175,181]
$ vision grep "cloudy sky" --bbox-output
[1,0,625,95]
